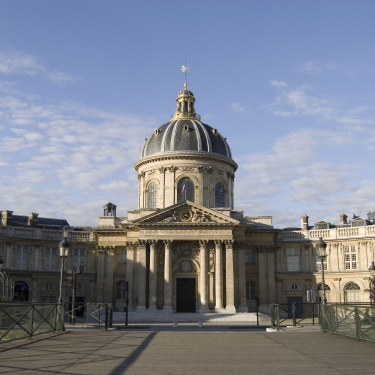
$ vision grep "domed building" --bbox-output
[136,82,236,211]
[96,82,276,314]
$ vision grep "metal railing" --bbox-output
[65,303,113,330]
[320,304,375,343]
[0,303,64,342]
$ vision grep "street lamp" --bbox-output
[58,230,70,304]
[368,261,375,306]
[316,237,327,305]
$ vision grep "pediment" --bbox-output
[132,201,239,226]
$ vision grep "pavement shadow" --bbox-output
[109,331,157,374]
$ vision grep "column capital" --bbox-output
[163,239,173,247]
[214,239,223,247]
[224,240,234,249]
[137,240,147,248]
[199,239,208,248]
[126,241,137,249]
[148,239,158,247]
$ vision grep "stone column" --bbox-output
[214,239,224,312]
[199,240,209,313]
[148,240,158,311]
[104,247,114,303]
[137,240,147,311]
[126,242,135,310]
[163,240,173,312]
[96,247,105,303]
[237,241,248,312]
[225,240,236,313]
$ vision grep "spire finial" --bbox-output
[184,80,188,90]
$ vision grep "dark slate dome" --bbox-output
[141,120,232,159]
[140,82,233,160]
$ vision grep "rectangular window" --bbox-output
[316,256,327,271]
[44,248,57,271]
[344,245,357,270]
[118,250,127,264]
[73,249,85,272]
[287,248,300,272]
[16,245,29,270]
[246,281,256,300]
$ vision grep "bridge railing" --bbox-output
[0,303,64,342]
[320,304,375,343]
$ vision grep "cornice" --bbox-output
[135,152,238,171]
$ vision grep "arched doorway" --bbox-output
[14,282,29,302]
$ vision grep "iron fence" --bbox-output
[0,303,64,342]
[320,304,375,343]
[65,303,113,329]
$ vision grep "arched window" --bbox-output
[116,281,127,300]
[345,282,361,302]
[215,182,225,208]
[317,283,331,303]
[118,249,127,264]
[245,249,254,265]
[147,182,158,208]
[177,178,195,203]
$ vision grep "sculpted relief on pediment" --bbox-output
[161,207,219,223]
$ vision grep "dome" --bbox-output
[141,120,232,159]
[140,82,233,160]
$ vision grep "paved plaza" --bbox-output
[0,326,374,375]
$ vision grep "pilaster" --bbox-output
[199,239,209,313]
[225,240,236,313]
[214,239,224,312]
[163,239,173,312]
[237,241,248,312]
[137,240,147,311]
[148,240,158,310]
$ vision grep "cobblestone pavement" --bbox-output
[0,327,374,374]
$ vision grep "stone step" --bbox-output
[112,311,270,323]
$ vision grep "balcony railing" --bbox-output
[278,224,375,242]
[0,226,94,242]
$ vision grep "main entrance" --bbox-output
[176,278,196,313]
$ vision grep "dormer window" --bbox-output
[212,128,217,135]
[183,124,189,132]
[154,129,160,136]
[315,221,329,230]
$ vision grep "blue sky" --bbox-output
[1,0,375,227]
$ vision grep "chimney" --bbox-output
[28,212,39,228]
[340,212,348,225]
[2,210,13,226]
[301,214,309,230]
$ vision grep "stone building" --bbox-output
[0,83,374,314]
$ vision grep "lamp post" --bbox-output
[316,237,327,305]
[368,261,375,306]
[58,232,70,304]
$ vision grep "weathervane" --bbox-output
[181,54,190,86]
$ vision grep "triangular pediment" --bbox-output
[132,201,240,226]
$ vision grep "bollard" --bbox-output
[105,304,108,331]
[173,320,178,328]
[198,321,203,328]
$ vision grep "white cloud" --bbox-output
[230,103,245,113]
[299,60,369,79]
[270,80,287,87]
[0,49,75,83]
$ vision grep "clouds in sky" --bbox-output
[1,48,375,228]
[0,49,75,83]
